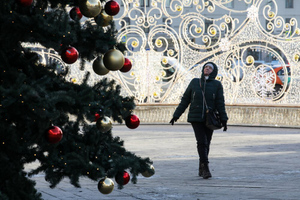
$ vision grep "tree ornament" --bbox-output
[95,109,104,121]
[46,126,63,144]
[95,11,113,27]
[79,0,102,18]
[96,116,112,133]
[93,56,109,75]
[141,165,155,178]
[61,46,79,64]
[115,171,130,185]
[95,113,100,121]
[70,7,83,20]
[104,0,120,16]
[103,49,125,71]
[16,0,33,7]
[125,114,140,129]
[119,58,132,72]
[98,177,114,194]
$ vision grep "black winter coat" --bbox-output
[173,62,228,122]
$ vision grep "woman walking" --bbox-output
[170,62,228,179]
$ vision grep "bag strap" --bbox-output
[199,79,209,110]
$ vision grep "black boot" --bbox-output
[202,163,212,179]
[198,162,204,177]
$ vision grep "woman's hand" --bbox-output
[169,117,179,125]
[221,120,227,131]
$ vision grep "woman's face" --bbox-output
[203,64,214,76]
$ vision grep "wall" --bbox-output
[134,104,300,128]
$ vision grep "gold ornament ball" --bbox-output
[246,56,254,64]
[131,41,138,47]
[141,165,155,178]
[195,27,202,33]
[167,50,174,56]
[162,57,168,64]
[79,0,102,18]
[156,39,162,46]
[268,11,275,18]
[96,116,112,133]
[176,5,182,11]
[103,49,125,71]
[294,54,300,61]
[93,56,109,75]
[95,11,113,27]
[210,28,216,35]
[98,177,114,194]
[100,11,113,26]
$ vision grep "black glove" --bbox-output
[169,117,178,125]
[221,120,227,132]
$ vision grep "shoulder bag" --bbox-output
[199,79,222,130]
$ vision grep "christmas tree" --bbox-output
[0,1,152,199]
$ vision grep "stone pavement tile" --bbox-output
[26,125,300,200]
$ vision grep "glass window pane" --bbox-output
[224,1,234,8]
[140,0,149,7]
[285,0,293,8]
[166,0,170,7]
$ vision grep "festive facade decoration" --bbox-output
[27,1,300,105]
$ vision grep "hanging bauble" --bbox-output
[141,165,155,178]
[16,0,33,7]
[70,7,83,20]
[105,0,120,16]
[103,49,125,71]
[94,11,113,27]
[46,126,63,144]
[93,56,109,75]
[115,171,130,185]
[96,116,112,133]
[95,113,100,121]
[98,177,114,194]
[95,109,104,121]
[125,114,140,129]
[61,46,79,64]
[79,0,102,18]
[119,58,132,72]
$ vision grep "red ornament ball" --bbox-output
[46,126,63,144]
[16,0,33,7]
[115,171,130,185]
[119,58,132,72]
[95,113,101,122]
[61,46,79,64]
[70,7,83,20]
[105,0,120,16]
[125,114,140,129]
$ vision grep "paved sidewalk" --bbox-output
[26,125,300,200]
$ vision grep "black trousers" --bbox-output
[191,122,213,164]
